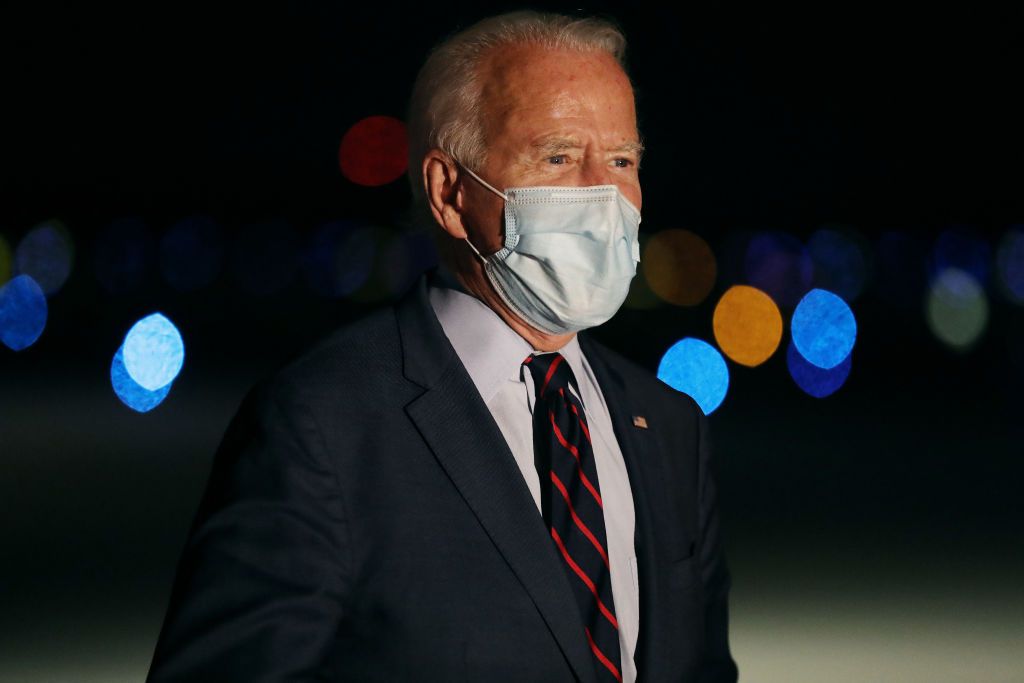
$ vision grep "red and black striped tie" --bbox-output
[523,352,623,683]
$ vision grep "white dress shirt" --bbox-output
[428,279,639,683]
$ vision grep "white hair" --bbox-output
[403,10,633,229]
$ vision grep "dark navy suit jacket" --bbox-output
[146,273,739,682]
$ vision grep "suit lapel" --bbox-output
[578,331,681,683]
[396,277,599,683]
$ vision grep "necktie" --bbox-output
[523,352,623,683]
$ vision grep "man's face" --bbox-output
[459,44,643,254]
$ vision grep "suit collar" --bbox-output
[395,272,600,683]
[426,283,533,405]
[394,272,456,389]
[426,281,592,409]
[396,272,679,682]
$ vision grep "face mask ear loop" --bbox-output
[456,161,508,202]
[464,236,488,264]
[453,160,505,264]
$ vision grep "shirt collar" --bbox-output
[427,272,585,405]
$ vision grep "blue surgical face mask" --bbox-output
[457,162,642,335]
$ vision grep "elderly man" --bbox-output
[147,10,737,683]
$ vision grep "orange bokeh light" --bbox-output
[642,229,717,306]
[712,284,783,367]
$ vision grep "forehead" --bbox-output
[477,44,638,147]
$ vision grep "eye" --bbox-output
[547,155,569,165]
[613,157,636,168]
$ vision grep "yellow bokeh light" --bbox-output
[642,229,717,306]
[925,267,988,351]
[713,284,783,367]
[0,234,11,284]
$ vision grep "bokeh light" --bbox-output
[14,219,74,296]
[995,226,1024,305]
[925,267,988,351]
[807,225,870,302]
[642,228,717,306]
[339,115,409,187]
[94,217,157,295]
[0,274,48,351]
[712,284,783,367]
[623,233,662,310]
[381,228,439,297]
[350,227,439,303]
[111,345,172,413]
[791,288,857,369]
[160,215,225,292]
[347,226,397,303]
[0,233,11,284]
[786,338,852,398]
[745,230,814,308]
[122,313,185,391]
[874,231,929,309]
[230,219,299,296]
[929,226,991,287]
[656,337,730,415]
[302,220,377,298]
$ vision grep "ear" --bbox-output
[423,149,468,240]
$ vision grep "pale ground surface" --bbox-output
[3,366,1020,682]
[3,553,1020,682]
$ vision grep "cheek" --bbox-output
[620,184,642,212]
[464,196,507,252]
[484,211,506,250]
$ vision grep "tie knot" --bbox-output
[522,352,581,403]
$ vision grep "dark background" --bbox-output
[2,4,1022,681]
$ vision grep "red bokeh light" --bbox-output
[338,115,409,187]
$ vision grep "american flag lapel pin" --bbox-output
[632,415,648,429]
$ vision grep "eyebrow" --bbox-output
[531,136,646,158]
[611,140,646,157]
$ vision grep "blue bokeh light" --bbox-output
[111,345,172,412]
[230,219,298,296]
[14,219,74,296]
[744,230,814,308]
[929,226,991,287]
[656,337,730,415]
[0,274,48,351]
[807,226,868,303]
[382,228,440,297]
[791,288,857,369]
[875,231,928,309]
[786,338,851,398]
[122,312,185,391]
[995,226,1024,305]
[302,220,376,298]
[160,215,225,292]
[94,216,156,295]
